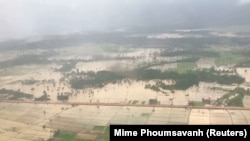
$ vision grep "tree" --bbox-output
[149,99,157,105]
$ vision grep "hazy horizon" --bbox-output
[1,0,250,40]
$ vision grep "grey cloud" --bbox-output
[0,0,249,40]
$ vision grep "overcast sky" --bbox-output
[0,0,250,40]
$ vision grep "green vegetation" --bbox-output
[210,87,231,92]
[49,127,109,141]
[128,100,132,104]
[0,54,50,68]
[227,94,244,106]
[148,99,158,105]
[35,92,50,101]
[95,127,110,141]
[58,61,78,72]
[93,126,105,131]
[70,71,124,89]
[70,68,244,90]
[235,49,250,59]
[132,100,139,104]
[176,62,196,73]
[235,60,250,67]
[145,84,161,92]
[0,88,33,100]
[49,128,109,141]
[189,101,204,106]
[160,50,220,58]
[215,51,243,66]
[215,93,243,107]
[21,79,39,85]
[57,94,69,101]
[194,69,244,85]
[215,87,248,107]
[143,69,244,90]
[176,56,200,63]
[49,130,79,141]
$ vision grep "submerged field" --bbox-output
[0,29,250,140]
[0,102,250,141]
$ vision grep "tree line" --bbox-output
[69,68,245,90]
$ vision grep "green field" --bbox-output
[176,62,196,73]
[93,126,105,131]
[215,91,244,107]
[51,131,80,141]
[215,52,243,66]
[50,127,110,141]
[94,127,110,141]
[193,101,204,106]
